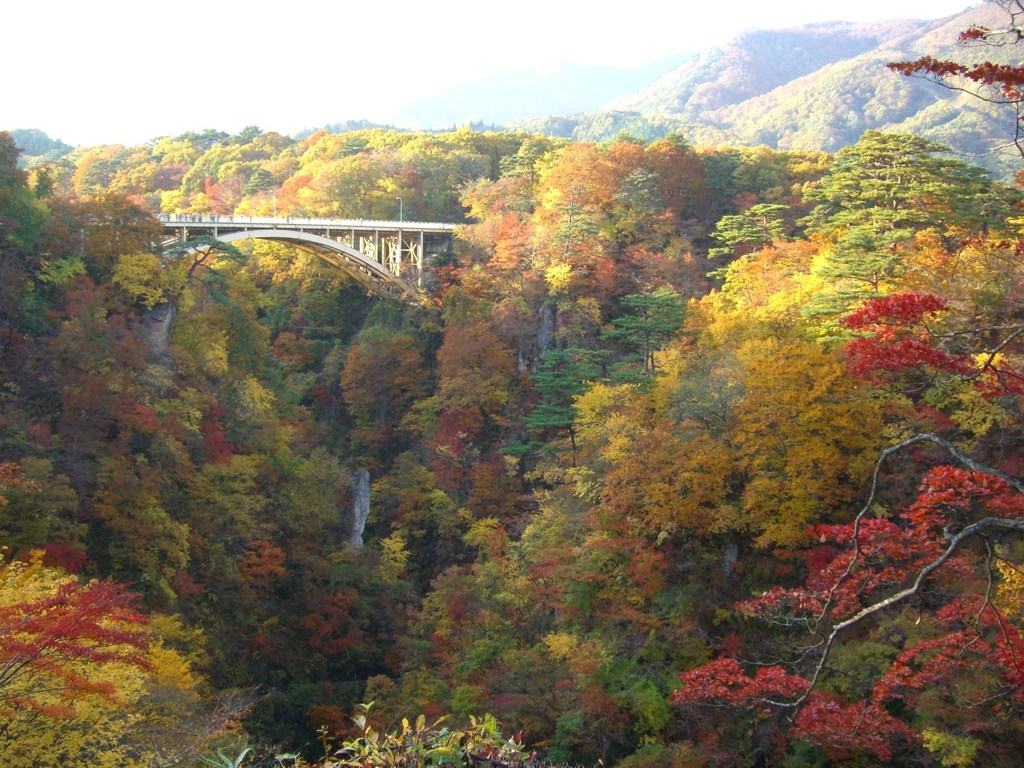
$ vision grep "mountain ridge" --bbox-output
[513,4,1020,177]
[606,17,938,116]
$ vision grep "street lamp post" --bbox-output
[396,197,404,222]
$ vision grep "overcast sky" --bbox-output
[3,0,978,147]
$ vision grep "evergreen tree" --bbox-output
[709,203,789,259]
[525,347,602,456]
[802,131,1014,321]
[603,286,685,381]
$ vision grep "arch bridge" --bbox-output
[159,215,458,302]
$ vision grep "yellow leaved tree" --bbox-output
[0,544,249,766]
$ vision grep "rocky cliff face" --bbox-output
[139,302,177,367]
[350,469,371,548]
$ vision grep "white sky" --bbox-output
[3,0,979,147]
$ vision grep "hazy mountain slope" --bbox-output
[392,57,690,129]
[10,128,74,163]
[515,4,1021,177]
[606,19,934,116]
[698,6,1013,152]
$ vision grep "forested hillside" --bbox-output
[4,8,1024,766]
[519,4,1023,179]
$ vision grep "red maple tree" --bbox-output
[0,565,151,719]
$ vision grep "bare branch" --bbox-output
[782,515,1024,712]
[777,433,1024,711]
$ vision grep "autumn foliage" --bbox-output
[0,552,150,719]
[6,21,1024,762]
[671,306,1024,762]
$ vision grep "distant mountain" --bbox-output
[391,57,691,129]
[292,120,397,140]
[9,128,74,163]
[609,18,930,116]
[513,4,1022,178]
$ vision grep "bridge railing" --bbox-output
[156,213,458,232]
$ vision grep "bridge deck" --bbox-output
[158,214,458,234]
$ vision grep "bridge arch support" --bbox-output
[213,229,423,301]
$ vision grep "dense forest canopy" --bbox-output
[4,7,1024,766]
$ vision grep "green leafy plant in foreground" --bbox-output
[294,705,548,768]
[200,747,253,768]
